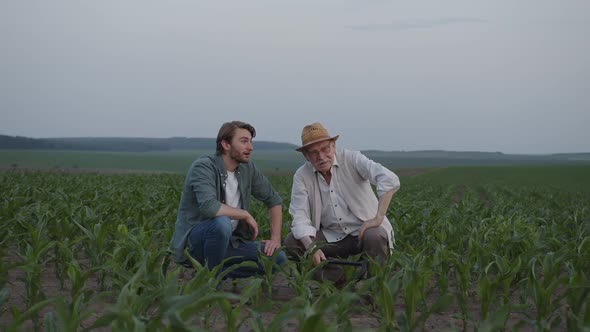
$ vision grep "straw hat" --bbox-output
[296,122,339,152]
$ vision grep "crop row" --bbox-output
[0,167,589,331]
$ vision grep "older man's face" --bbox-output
[303,140,335,174]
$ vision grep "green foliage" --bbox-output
[1,165,589,330]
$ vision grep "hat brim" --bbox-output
[295,135,339,152]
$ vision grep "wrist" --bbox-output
[300,236,314,250]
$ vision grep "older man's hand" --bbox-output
[312,249,327,266]
[358,217,384,246]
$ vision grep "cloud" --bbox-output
[346,17,487,31]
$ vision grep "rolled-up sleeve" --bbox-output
[251,163,283,208]
[350,150,400,197]
[190,161,221,218]
[289,172,317,239]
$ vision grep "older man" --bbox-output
[285,122,400,276]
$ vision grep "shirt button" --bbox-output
[335,204,337,207]
[339,218,342,221]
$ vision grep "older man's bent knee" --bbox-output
[361,226,389,260]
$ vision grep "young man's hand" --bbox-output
[243,214,259,240]
[261,239,281,256]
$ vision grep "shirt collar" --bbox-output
[213,154,243,178]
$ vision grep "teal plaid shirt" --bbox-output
[169,154,282,263]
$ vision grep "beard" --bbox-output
[229,147,249,164]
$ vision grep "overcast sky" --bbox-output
[1,1,589,154]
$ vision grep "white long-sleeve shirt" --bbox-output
[289,148,400,247]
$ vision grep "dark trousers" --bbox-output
[283,227,388,284]
[284,227,388,260]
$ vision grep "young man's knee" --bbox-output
[209,216,233,237]
[274,250,288,266]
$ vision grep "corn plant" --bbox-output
[256,246,283,297]
[475,304,511,332]
[397,251,454,331]
[3,297,57,332]
[563,267,590,331]
[14,222,55,329]
[283,247,333,299]
[476,254,522,323]
[264,286,358,332]
[218,278,264,332]
[2,166,590,331]
[525,251,569,330]
[72,213,110,290]
[45,259,100,332]
[0,227,12,288]
[451,251,472,331]
[365,255,402,331]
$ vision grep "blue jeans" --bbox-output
[187,216,287,279]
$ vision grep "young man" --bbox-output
[169,121,286,278]
[285,122,400,282]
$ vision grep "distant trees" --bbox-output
[0,135,297,152]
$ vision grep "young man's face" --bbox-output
[303,139,335,174]
[227,128,253,163]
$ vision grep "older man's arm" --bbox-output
[348,150,400,244]
[289,171,327,265]
[358,189,394,242]
[289,172,318,239]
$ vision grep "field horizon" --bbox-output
[1,146,590,175]
[2,134,589,155]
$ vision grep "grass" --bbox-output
[0,149,305,174]
[415,165,590,190]
[3,149,588,175]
